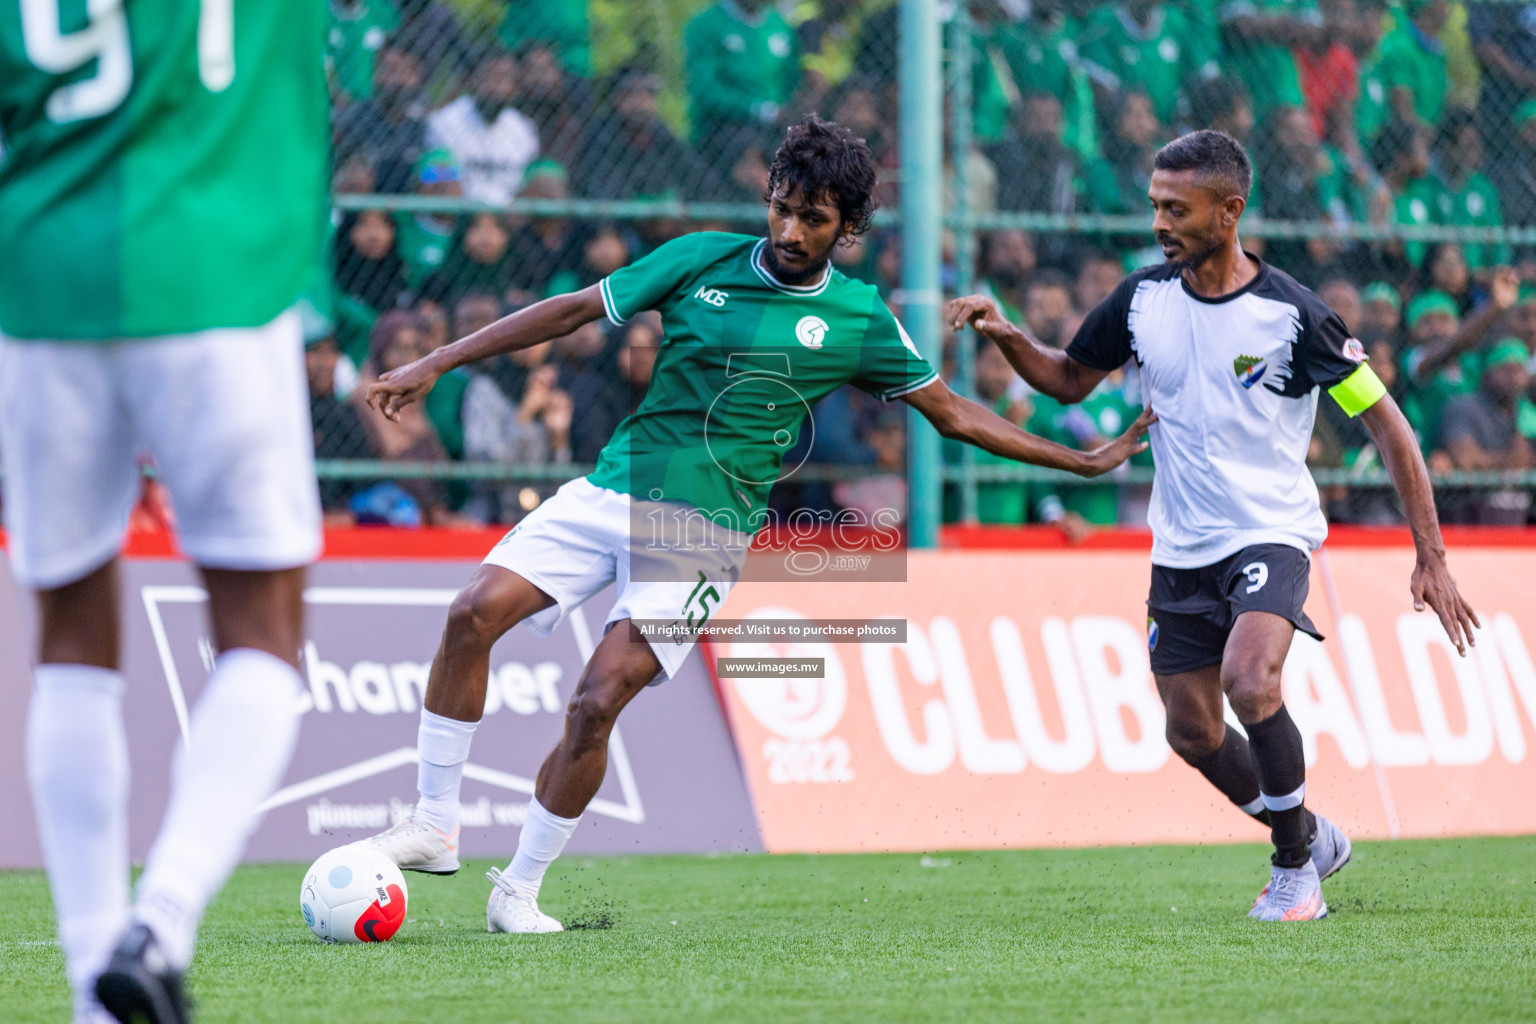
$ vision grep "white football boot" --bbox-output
[353,808,460,874]
[1248,858,1328,921]
[1309,814,1353,882]
[486,867,563,934]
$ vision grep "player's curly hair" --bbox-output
[764,114,878,238]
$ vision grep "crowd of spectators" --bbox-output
[309,0,1536,531]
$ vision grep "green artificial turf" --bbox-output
[3,837,1533,1023]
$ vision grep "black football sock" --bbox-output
[1244,705,1311,869]
[1187,727,1271,827]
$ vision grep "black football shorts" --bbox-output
[1145,543,1323,677]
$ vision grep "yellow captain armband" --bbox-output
[1328,363,1387,418]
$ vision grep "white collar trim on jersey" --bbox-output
[752,239,832,296]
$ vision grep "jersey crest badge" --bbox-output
[1342,337,1367,363]
[796,315,829,349]
[1233,354,1267,389]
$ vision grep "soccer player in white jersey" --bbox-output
[1,4,327,1021]
[357,116,1155,933]
[949,130,1478,921]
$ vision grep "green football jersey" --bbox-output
[0,0,328,339]
[328,0,398,103]
[997,17,1099,161]
[589,232,938,530]
[1220,0,1317,125]
[1078,5,1218,126]
[1437,171,1509,269]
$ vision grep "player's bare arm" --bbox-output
[901,379,1155,477]
[944,294,1110,404]
[367,285,607,421]
[1358,394,1481,654]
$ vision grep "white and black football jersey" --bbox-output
[1066,257,1366,569]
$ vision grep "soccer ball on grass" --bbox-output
[299,845,408,943]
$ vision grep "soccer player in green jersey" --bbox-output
[356,115,1155,933]
[1,3,326,1022]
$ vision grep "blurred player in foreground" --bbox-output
[949,130,1478,922]
[360,114,1155,933]
[1,3,327,1020]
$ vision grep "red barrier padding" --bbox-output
[4,523,1536,561]
[939,524,1536,549]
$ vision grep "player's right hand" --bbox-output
[945,294,1014,341]
[1076,405,1157,478]
[366,357,440,422]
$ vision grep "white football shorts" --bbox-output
[0,309,322,589]
[483,476,746,680]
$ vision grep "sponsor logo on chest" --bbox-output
[694,285,729,308]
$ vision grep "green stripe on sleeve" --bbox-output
[1328,363,1387,418]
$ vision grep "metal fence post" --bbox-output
[949,5,977,525]
[901,0,942,549]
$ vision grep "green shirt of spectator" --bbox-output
[685,1,801,142]
[500,0,591,77]
[424,369,470,461]
[997,16,1099,161]
[942,392,1031,524]
[1360,2,1448,139]
[1313,144,1374,225]
[1219,0,1320,126]
[1436,113,1510,269]
[334,291,378,371]
[393,148,462,287]
[966,19,1018,145]
[1394,173,1448,268]
[1435,172,1507,269]
[1177,0,1225,70]
[1078,3,1219,127]
[1027,379,1146,525]
[1518,397,1536,440]
[327,0,398,103]
[1400,289,1480,450]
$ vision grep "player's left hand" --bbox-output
[1076,405,1156,478]
[367,357,441,422]
[1411,552,1480,656]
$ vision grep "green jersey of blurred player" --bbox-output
[357,114,1156,935]
[1,3,326,1022]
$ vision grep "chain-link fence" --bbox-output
[313,0,1536,531]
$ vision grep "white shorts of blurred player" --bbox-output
[484,476,747,682]
[0,309,322,590]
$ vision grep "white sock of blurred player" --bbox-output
[27,665,130,1024]
[413,709,476,833]
[131,649,303,969]
[503,797,581,896]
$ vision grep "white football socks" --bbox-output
[414,708,477,834]
[133,648,303,970]
[26,664,130,1023]
[505,797,581,896]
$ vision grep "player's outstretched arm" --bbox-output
[944,294,1109,404]
[902,380,1155,477]
[1359,392,1481,654]
[367,285,607,421]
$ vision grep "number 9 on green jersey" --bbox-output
[0,0,328,339]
